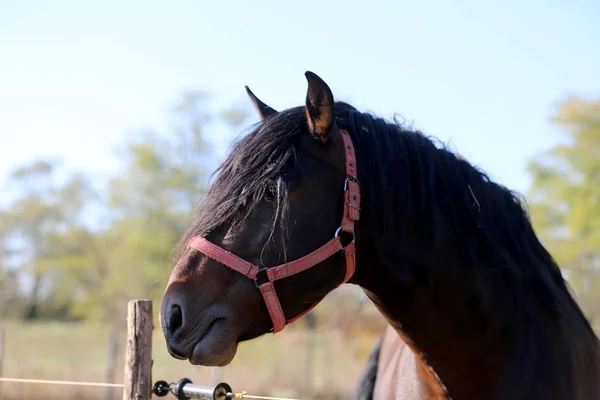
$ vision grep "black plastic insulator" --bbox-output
[153,380,171,397]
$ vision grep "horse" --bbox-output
[160,71,600,399]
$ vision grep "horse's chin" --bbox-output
[189,341,238,367]
[187,319,239,366]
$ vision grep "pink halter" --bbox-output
[187,128,360,333]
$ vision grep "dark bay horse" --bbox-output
[160,71,600,399]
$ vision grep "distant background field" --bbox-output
[0,291,387,400]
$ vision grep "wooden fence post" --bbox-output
[122,300,153,400]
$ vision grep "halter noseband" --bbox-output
[186,127,360,333]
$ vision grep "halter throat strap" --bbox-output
[187,126,360,333]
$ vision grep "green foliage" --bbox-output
[0,210,18,317]
[527,95,600,326]
[2,160,94,319]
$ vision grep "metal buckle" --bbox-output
[343,177,358,191]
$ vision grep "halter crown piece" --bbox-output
[186,126,360,333]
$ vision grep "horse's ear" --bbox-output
[304,71,335,141]
[245,86,278,121]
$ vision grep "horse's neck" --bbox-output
[358,244,600,399]
[361,270,509,399]
[349,125,600,398]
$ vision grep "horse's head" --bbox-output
[161,72,360,366]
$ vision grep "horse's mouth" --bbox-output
[164,315,228,361]
[195,316,224,345]
[188,317,239,366]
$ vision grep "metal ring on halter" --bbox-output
[334,226,355,243]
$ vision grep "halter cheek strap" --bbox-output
[187,127,360,333]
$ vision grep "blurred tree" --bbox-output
[63,90,249,323]
[4,160,94,319]
[527,95,600,327]
[0,209,18,318]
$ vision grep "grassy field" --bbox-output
[0,315,385,400]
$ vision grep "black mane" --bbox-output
[341,107,594,325]
[173,106,306,263]
[337,106,599,396]
[175,101,594,333]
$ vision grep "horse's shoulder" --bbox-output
[374,326,447,400]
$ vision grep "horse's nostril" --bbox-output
[168,304,183,335]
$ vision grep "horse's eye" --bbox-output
[264,181,278,201]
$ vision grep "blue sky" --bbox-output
[1,0,599,201]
